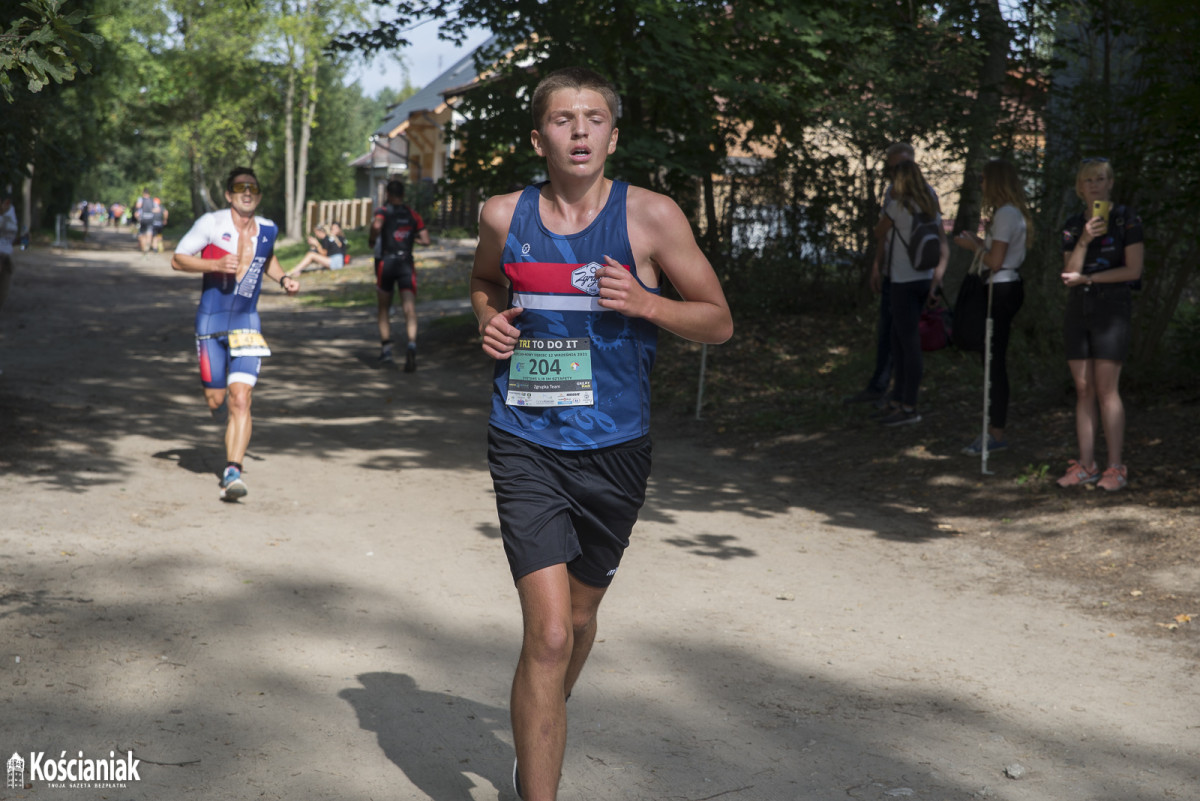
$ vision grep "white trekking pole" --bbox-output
[980,271,996,475]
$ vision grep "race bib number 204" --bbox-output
[505,337,594,407]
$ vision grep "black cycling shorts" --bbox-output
[487,425,652,587]
[1064,283,1132,361]
[375,254,417,296]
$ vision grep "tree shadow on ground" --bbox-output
[2,551,1195,800]
[3,242,1197,641]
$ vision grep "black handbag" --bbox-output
[953,272,988,352]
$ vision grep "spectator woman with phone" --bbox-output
[1057,158,1144,491]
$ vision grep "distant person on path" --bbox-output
[952,158,1031,455]
[152,198,168,253]
[170,167,299,501]
[470,67,733,801]
[134,189,160,256]
[845,142,932,408]
[370,179,429,371]
[0,189,19,375]
[285,221,347,277]
[1056,158,1143,492]
[872,159,949,426]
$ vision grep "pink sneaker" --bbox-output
[1097,464,1128,491]
[1056,459,1100,488]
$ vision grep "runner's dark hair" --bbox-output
[531,67,619,129]
[225,167,258,192]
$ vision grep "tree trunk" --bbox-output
[283,61,297,240]
[951,0,1010,236]
[701,171,718,256]
[188,147,208,217]
[21,167,34,235]
[293,58,319,237]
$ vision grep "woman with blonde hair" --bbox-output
[874,159,949,426]
[953,158,1032,454]
[1056,158,1144,491]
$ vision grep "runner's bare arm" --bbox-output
[264,255,299,296]
[368,212,382,248]
[171,251,238,275]
[471,194,523,360]
[605,188,732,345]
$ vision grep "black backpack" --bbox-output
[891,204,941,272]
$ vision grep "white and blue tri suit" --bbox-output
[490,181,661,451]
[175,209,279,389]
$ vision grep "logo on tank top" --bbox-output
[571,262,603,295]
[521,243,531,255]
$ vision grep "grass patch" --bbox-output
[428,312,476,331]
[652,309,997,436]
[294,259,470,310]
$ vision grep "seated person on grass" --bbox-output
[286,223,347,276]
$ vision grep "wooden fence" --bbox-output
[304,187,481,235]
[304,198,373,232]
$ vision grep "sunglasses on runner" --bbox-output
[1080,157,1109,164]
[231,182,261,195]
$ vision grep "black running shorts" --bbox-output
[375,254,417,296]
[1064,283,1132,362]
[487,425,652,587]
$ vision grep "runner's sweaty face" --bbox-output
[530,88,618,176]
[226,175,262,218]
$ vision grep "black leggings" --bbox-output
[983,281,1024,429]
[889,279,931,408]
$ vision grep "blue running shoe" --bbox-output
[962,434,1008,456]
[219,466,248,501]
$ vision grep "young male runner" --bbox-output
[370,180,430,371]
[170,167,299,501]
[471,67,733,801]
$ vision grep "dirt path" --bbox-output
[1,229,1196,800]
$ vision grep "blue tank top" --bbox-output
[489,181,660,451]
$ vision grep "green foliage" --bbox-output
[0,0,102,101]
[9,0,1196,377]
[14,0,386,238]
[338,1,993,301]
[1016,464,1050,486]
